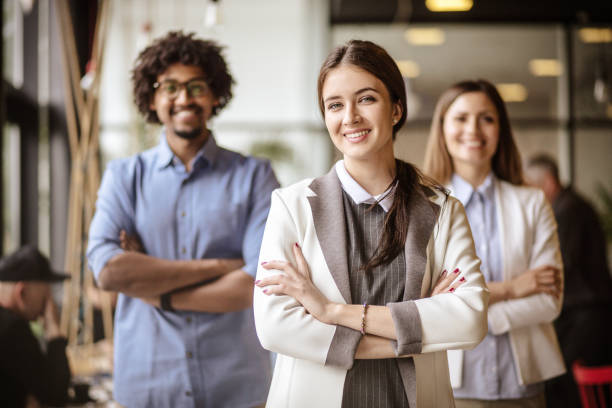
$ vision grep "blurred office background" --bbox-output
[3,0,612,268]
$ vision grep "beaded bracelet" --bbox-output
[360,303,368,335]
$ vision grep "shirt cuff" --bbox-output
[90,247,124,280]
[325,325,362,369]
[487,305,507,335]
[242,261,258,278]
[387,300,423,356]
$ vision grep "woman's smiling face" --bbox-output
[321,64,401,163]
[442,91,500,171]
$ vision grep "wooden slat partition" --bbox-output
[56,0,113,347]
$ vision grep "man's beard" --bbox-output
[171,104,206,140]
[174,127,204,140]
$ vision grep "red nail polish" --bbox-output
[261,261,267,265]
[449,287,455,292]
[295,243,300,248]
[442,269,447,275]
[255,280,261,284]
[453,268,460,274]
[263,289,268,294]
[459,277,466,282]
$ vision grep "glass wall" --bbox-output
[572,26,612,218]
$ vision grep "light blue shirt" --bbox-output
[87,133,279,408]
[450,173,543,400]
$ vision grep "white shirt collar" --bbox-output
[451,172,496,207]
[334,160,395,212]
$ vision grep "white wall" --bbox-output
[99,0,333,185]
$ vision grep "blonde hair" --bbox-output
[423,79,524,185]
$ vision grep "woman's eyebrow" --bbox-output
[323,95,341,104]
[354,87,380,95]
[323,87,381,104]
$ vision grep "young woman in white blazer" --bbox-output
[424,80,566,408]
[253,41,489,408]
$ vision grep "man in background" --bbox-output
[0,245,71,408]
[87,31,278,407]
[526,154,612,407]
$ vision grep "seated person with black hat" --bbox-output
[0,245,71,408]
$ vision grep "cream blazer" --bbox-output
[447,178,566,388]
[254,169,489,408]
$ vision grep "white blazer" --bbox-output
[447,178,566,388]
[254,169,489,407]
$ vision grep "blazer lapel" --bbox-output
[494,178,514,281]
[308,168,352,304]
[403,186,440,301]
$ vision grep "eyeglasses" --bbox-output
[153,78,210,99]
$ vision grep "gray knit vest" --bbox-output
[341,190,412,408]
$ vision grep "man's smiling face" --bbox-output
[150,63,219,141]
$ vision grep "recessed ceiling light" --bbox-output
[425,0,473,12]
[404,28,445,46]
[579,28,612,43]
[396,60,420,78]
[529,59,563,77]
[496,83,528,102]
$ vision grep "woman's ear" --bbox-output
[392,103,402,124]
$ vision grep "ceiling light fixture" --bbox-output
[594,75,609,104]
[529,59,563,77]
[578,28,612,43]
[19,0,35,13]
[396,60,421,78]
[594,53,609,104]
[425,0,473,12]
[496,83,528,102]
[205,0,221,28]
[404,28,445,46]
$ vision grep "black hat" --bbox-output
[0,245,70,282]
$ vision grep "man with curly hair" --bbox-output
[87,31,278,407]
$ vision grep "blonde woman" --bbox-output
[424,79,565,408]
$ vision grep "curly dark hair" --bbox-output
[131,31,234,123]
